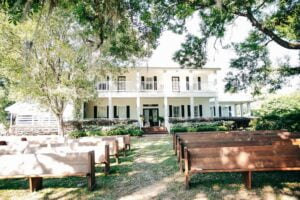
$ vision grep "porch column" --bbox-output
[10,113,13,127]
[214,97,219,117]
[81,102,84,119]
[240,103,244,117]
[234,104,238,117]
[164,97,168,126]
[246,102,251,116]
[136,97,141,126]
[190,97,194,119]
[108,96,113,120]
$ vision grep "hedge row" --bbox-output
[68,124,143,138]
[169,117,251,129]
[170,121,235,133]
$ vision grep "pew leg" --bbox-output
[87,173,95,191]
[104,162,110,175]
[115,155,120,164]
[29,177,43,192]
[243,171,252,190]
[185,174,190,190]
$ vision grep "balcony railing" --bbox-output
[97,81,216,92]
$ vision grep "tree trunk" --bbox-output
[56,114,65,136]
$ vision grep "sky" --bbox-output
[142,14,300,96]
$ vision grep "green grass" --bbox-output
[0,135,299,199]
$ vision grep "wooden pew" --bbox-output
[76,137,120,164]
[177,132,300,171]
[175,131,300,160]
[0,151,96,192]
[25,143,110,175]
[184,144,300,189]
[173,130,289,154]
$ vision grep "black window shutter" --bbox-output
[126,105,130,119]
[229,106,232,117]
[169,105,173,117]
[154,76,157,90]
[141,76,145,90]
[213,106,216,116]
[83,102,87,119]
[181,105,185,117]
[187,105,191,117]
[93,106,98,118]
[199,105,203,117]
[114,106,118,118]
[106,106,109,118]
[219,106,222,117]
[107,76,109,90]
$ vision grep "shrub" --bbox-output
[68,130,87,138]
[169,117,251,129]
[170,121,231,133]
[251,93,300,132]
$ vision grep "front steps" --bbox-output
[142,126,168,135]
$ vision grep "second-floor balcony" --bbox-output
[97,80,217,94]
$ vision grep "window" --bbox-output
[173,106,180,117]
[186,77,190,90]
[219,106,222,117]
[117,76,126,91]
[98,76,109,90]
[194,106,199,117]
[181,105,185,118]
[146,77,153,90]
[98,82,107,90]
[187,105,191,117]
[98,106,107,118]
[172,77,180,91]
[197,77,201,90]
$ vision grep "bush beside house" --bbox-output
[250,93,300,132]
[68,124,143,138]
[170,121,234,133]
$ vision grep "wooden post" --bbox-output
[104,145,110,175]
[184,147,190,189]
[173,134,176,151]
[115,140,120,164]
[29,177,43,192]
[243,171,252,189]
[87,151,96,191]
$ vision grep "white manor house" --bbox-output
[5,66,252,133]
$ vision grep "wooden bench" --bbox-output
[75,137,120,164]
[175,130,299,158]
[184,144,300,189]
[177,132,300,171]
[25,143,110,175]
[173,130,288,154]
[0,151,96,192]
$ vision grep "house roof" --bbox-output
[5,102,50,115]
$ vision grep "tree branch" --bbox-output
[240,10,300,49]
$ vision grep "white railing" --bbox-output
[140,81,164,92]
[97,81,217,92]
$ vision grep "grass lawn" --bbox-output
[0,135,299,200]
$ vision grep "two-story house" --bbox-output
[83,67,220,128]
[5,66,253,134]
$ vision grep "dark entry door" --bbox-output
[143,108,159,126]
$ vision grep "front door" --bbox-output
[143,108,159,126]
